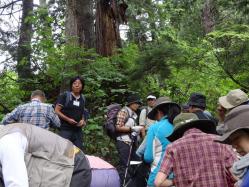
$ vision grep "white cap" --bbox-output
[147,95,156,100]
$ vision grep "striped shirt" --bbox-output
[1,99,60,129]
[160,128,237,187]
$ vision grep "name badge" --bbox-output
[73,100,80,107]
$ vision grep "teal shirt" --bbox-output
[144,116,173,186]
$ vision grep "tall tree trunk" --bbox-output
[65,0,95,48]
[96,0,121,56]
[201,0,216,34]
[61,0,94,93]
[16,0,33,83]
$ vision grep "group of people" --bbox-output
[1,73,249,187]
[0,76,119,187]
[2,76,87,151]
[114,88,249,187]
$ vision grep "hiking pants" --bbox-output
[59,129,84,151]
[116,140,139,186]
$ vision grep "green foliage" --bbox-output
[0,71,25,120]
[84,114,118,164]
[1,0,249,164]
[207,24,249,90]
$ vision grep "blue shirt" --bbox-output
[1,99,61,129]
[242,170,249,187]
[144,116,173,187]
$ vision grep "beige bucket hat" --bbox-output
[219,89,248,109]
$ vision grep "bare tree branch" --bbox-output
[0,9,22,15]
[0,0,21,9]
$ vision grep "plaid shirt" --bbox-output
[160,128,237,187]
[116,106,130,127]
[2,99,61,129]
[116,110,128,127]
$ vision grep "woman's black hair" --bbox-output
[70,76,85,93]
[157,104,181,124]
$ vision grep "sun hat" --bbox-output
[168,112,216,142]
[219,89,248,110]
[216,105,249,144]
[147,97,180,120]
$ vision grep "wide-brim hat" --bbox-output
[188,93,206,108]
[218,89,249,110]
[147,97,180,120]
[126,94,142,106]
[216,105,249,144]
[168,113,216,142]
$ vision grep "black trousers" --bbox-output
[116,140,139,186]
[59,129,84,151]
[70,151,92,187]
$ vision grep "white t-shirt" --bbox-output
[139,107,155,129]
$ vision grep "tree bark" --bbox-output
[96,0,122,56]
[201,0,216,34]
[65,0,95,48]
[16,0,33,82]
[61,0,94,93]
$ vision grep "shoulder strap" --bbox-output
[124,107,138,126]
[81,94,86,108]
[65,92,86,108]
[145,107,149,117]
[64,91,71,108]
[125,107,131,118]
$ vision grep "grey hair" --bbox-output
[31,90,46,99]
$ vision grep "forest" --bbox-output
[0,0,249,163]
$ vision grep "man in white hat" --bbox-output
[139,95,157,138]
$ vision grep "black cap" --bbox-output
[126,94,142,106]
[188,93,206,108]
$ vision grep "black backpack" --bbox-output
[104,104,130,140]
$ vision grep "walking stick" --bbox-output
[123,132,137,187]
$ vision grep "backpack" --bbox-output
[64,91,86,108]
[104,104,130,140]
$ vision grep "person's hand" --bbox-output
[68,118,78,125]
[76,119,86,127]
[131,126,143,133]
